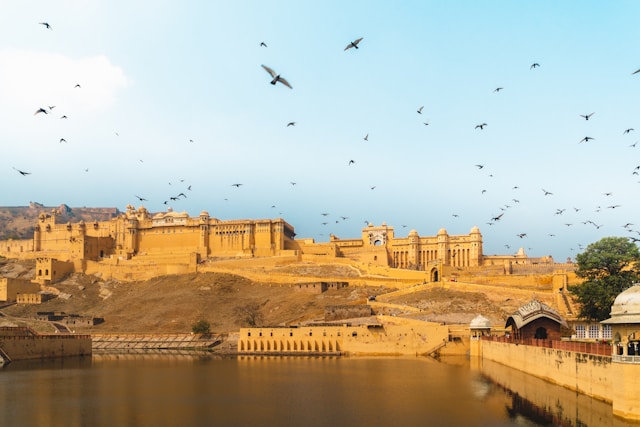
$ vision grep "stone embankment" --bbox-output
[91,333,223,351]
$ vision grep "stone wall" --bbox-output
[481,340,612,402]
[0,333,92,362]
[324,305,372,321]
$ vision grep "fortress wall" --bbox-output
[0,238,34,257]
[481,340,612,402]
[452,274,555,290]
[137,229,200,253]
[479,358,617,427]
[0,334,92,361]
[238,318,449,356]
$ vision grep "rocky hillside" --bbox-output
[0,258,538,335]
[0,202,119,240]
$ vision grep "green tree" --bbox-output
[568,237,640,321]
[191,319,211,335]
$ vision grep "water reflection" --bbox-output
[0,353,623,427]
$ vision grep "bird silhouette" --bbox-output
[344,37,363,51]
[59,138,67,143]
[624,128,635,134]
[12,167,31,176]
[261,65,292,89]
[348,160,355,165]
[60,115,68,119]
[494,87,503,92]
[517,233,527,238]
[39,22,52,29]
[287,122,296,127]
[231,183,243,187]
[259,42,267,47]
[475,164,484,169]
[530,63,540,69]
[34,108,48,115]
[134,195,147,202]
[290,182,297,186]
[580,112,595,120]
[632,68,640,75]
[363,133,368,141]
[74,84,81,88]
[475,123,487,130]
[579,136,594,143]
[542,188,553,196]
[417,106,424,114]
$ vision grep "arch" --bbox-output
[534,327,548,339]
[240,341,245,351]
[430,268,439,282]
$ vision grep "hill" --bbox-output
[0,258,539,335]
[0,202,119,240]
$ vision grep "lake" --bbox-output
[0,353,620,427]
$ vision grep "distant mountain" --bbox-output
[0,203,120,240]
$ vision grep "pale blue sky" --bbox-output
[1,1,640,261]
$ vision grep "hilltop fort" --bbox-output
[0,204,573,286]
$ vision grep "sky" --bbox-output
[1,1,640,262]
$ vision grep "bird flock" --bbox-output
[8,15,640,261]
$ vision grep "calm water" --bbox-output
[0,353,619,427]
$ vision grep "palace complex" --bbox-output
[0,204,564,284]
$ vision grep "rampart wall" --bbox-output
[0,333,92,362]
[481,339,612,402]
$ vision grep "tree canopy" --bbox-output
[569,236,640,321]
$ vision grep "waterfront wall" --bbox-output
[0,333,92,362]
[238,316,450,356]
[481,339,612,402]
[477,358,618,427]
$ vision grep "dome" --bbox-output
[409,229,418,235]
[437,228,447,235]
[602,284,640,324]
[470,315,491,329]
[200,211,209,217]
[470,226,480,234]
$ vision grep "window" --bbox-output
[575,325,586,339]
[588,324,600,339]
[602,325,612,340]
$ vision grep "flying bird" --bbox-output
[348,160,355,165]
[624,128,635,134]
[12,167,31,176]
[580,112,595,120]
[363,133,368,141]
[231,183,243,187]
[287,122,296,127]
[261,65,292,89]
[259,42,267,47]
[530,63,540,69]
[493,87,503,92]
[134,195,147,202]
[34,108,48,115]
[579,136,594,143]
[344,37,363,51]
[632,68,640,75]
[475,164,484,169]
[60,115,68,119]
[542,188,553,196]
[417,106,424,114]
[74,84,81,88]
[517,233,527,238]
[59,138,67,143]
[475,123,487,130]
[39,22,52,29]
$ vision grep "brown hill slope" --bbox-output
[0,258,537,334]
